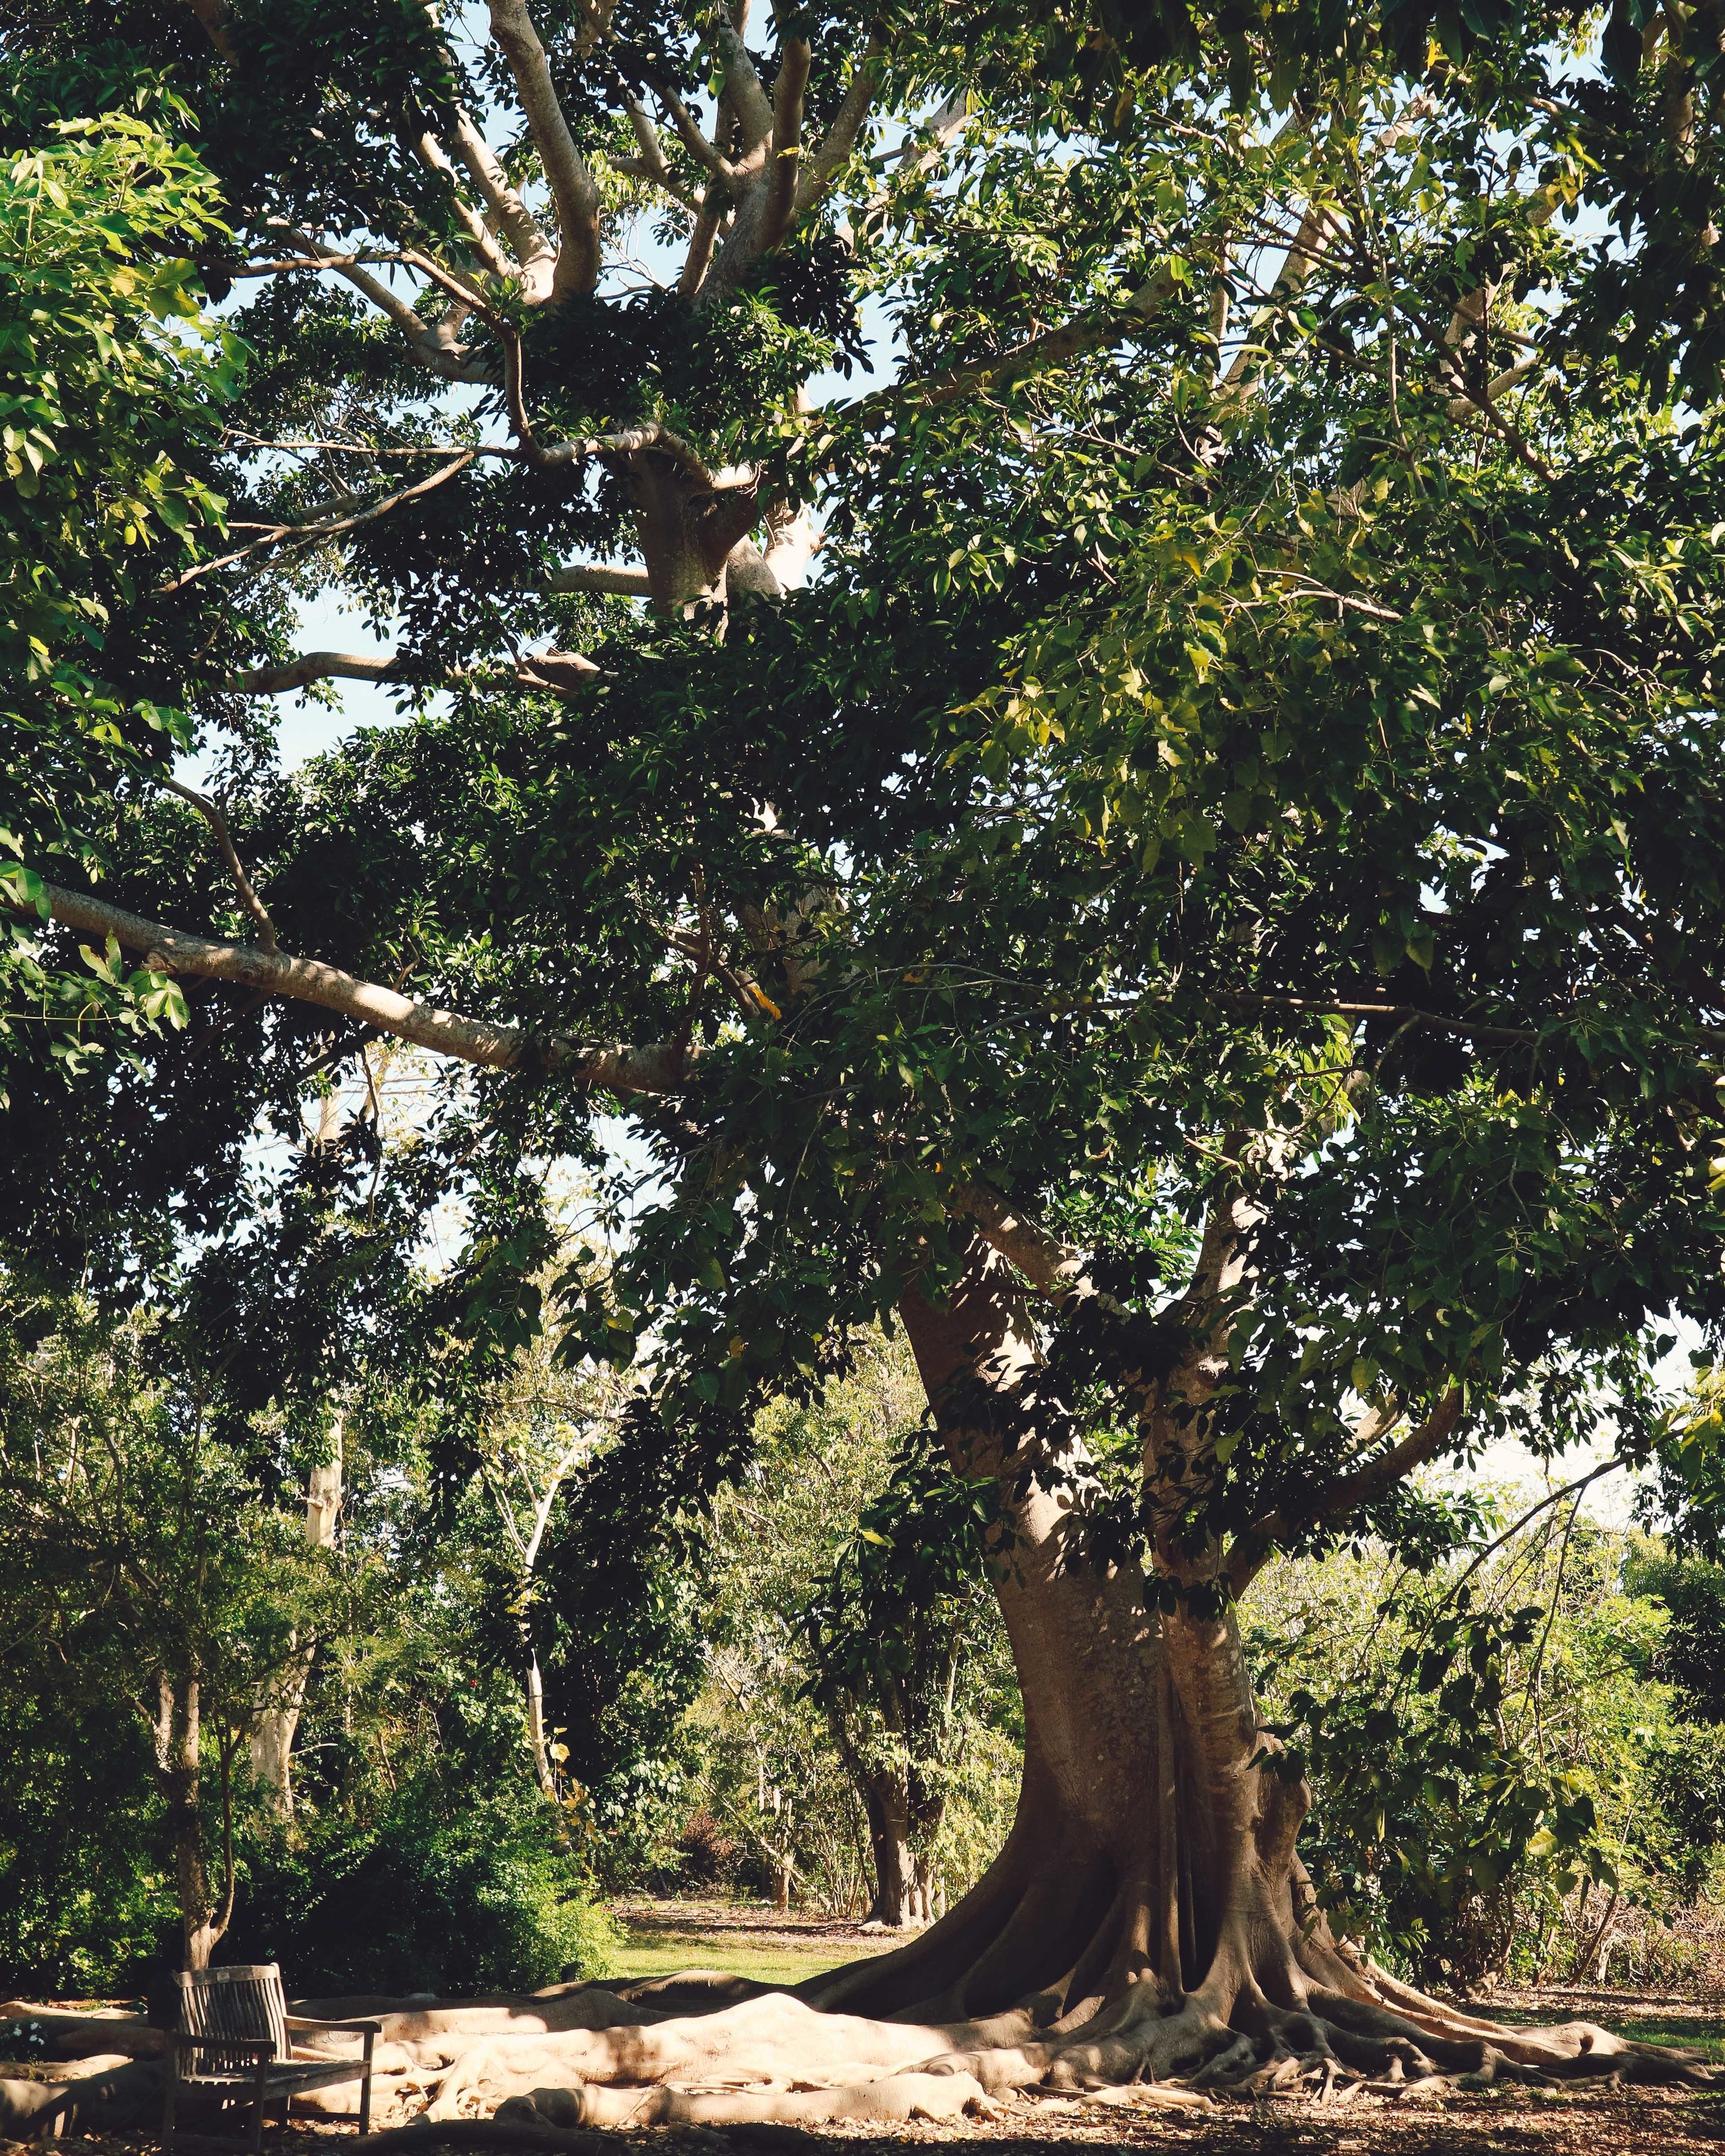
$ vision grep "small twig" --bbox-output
[1211,989,1535,1047]
[159,777,279,951]
[157,452,477,591]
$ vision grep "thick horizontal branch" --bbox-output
[10,881,684,1096]
[231,648,600,696]
[544,562,653,595]
[237,651,402,693]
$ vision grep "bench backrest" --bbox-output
[175,1964,289,2070]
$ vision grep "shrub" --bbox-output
[226,1783,619,1996]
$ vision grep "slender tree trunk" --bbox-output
[526,1650,555,1798]
[155,1673,224,1970]
[250,1425,342,1819]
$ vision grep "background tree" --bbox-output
[0,1288,316,1970]
[0,108,237,1076]
[5,0,1725,2114]
[802,1423,1003,1927]
[1250,1485,1725,1995]
[694,1338,1018,1922]
[0,1272,620,1998]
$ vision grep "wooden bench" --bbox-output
[162,1964,380,2150]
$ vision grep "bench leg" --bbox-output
[251,2059,270,2155]
[359,2033,374,2137]
[162,2050,178,2141]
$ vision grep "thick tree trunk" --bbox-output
[526,1650,556,1799]
[250,1427,342,1819]
[804,1250,1347,2063]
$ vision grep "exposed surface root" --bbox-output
[0,2004,164,2058]
[0,2055,162,2137]
[241,1962,1715,2134]
[6,1955,1713,2140]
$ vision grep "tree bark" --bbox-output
[341,1244,1696,2125]
[526,1651,555,1799]
[237,1243,1703,2115]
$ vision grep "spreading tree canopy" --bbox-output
[6,0,1725,2105]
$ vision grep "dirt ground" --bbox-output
[10,2082,1725,2156]
[9,1915,1725,2156]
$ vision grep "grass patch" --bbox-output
[611,1927,896,1989]
[1612,2015,1725,2062]
[1477,2001,1725,2063]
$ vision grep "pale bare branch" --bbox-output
[232,647,601,698]
[451,109,558,293]
[544,563,653,595]
[158,453,477,593]
[8,881,685,1096]
[1220,199,1337,389]
[234,652,406,693]
[614,97,703,209]
[949,1183,1087,1300]
[610,156,703,211]
[680,187,728,295]
[655,81,747,192]
[487,0,603,297]
[222,432,511,460]
[413,128,515,281]
[793,49,881,217]
[259,224,494,383]
[500,330,718,480]
[715,23,776,152]
[177,0,237,63]
[1225,1386,1465,1593]
[760,37,811,253]
[1445,355,1544,419]
[906,260,1183,410]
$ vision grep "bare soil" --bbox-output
[12,2081,1725,2156]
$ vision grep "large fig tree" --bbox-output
[6,0,1725,2110]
